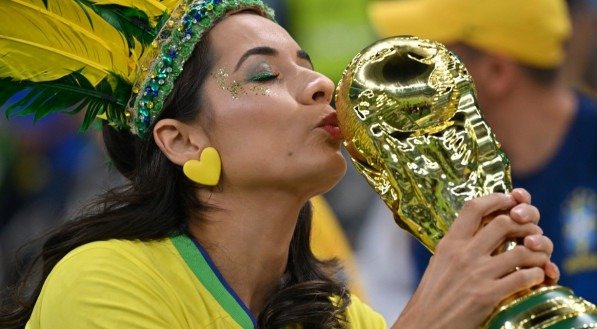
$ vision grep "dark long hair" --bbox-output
[0,13,350,329]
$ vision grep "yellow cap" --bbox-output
[368,0,572,68]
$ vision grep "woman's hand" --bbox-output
[509,189,559,283]
[391,188,558,329]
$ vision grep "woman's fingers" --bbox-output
[523,234,553,255]
[470,214,543,255]
[407,189,554,329]
[450,193,516,239]
[523,234,559,283]
[510,203,540,225]
[511,188,532,204]
[545,262,560,283]
[510,188,541,225]
[483,246,550,278]
[492,267,546,299]
[472,234,556,288]
[486,190,553,282]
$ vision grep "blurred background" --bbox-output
[1,0,595,323]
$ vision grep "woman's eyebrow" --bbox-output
[234,47,314,72]
[297,49,313,68]
[235,46,277,72]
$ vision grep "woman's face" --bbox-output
[198,13,346,196]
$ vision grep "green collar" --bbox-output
[170,234,256,328]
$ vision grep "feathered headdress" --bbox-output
[0,0,273,138]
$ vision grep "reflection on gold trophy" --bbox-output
[335,36,597,328]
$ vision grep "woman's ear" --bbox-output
[153,118,208,166]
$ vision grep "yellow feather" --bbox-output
[0,0,132,85]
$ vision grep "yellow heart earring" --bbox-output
[183,147,221,186]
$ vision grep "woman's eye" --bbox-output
[248,72,279,83]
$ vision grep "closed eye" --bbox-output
[248,72,279,82]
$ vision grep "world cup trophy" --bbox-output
[335,36,597,328]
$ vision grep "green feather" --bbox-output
[0,71,131,131]
[74,0,168,50]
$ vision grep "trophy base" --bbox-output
[486,285,597,329]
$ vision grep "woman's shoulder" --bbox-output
[42,239,164,281]
[44,237,194,297]
[57,238,176,268]
[344,294,388,329]
[28,238,202,328]
[43,238,184,296]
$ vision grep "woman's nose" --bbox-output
[299,71,335,105]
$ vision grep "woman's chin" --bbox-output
[313,158,348,194]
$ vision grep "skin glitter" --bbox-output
[214,68,271,99]
[249,85,271,96]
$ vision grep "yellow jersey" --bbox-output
[26,235,385,328]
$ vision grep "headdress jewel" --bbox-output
[0,0,273,138]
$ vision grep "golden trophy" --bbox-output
[335,36,597,328]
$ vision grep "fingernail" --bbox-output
[527,235,542,247]
[548,262,560,279]
[553,263,560,277]
[512,205,527,220]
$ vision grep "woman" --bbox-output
[0,0,557,328]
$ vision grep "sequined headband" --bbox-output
[0,0,273,138]
[128,0,274,137]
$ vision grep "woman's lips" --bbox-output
[321,124,342,140]
[318,112,343,140]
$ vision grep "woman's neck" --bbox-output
[186,188,308,316]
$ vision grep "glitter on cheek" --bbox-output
[249,85,271,96]
[213,68,275,99]
[213,68,247,99]
[214,68,229,90]
[228,81,247,99]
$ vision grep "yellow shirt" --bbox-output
[26,236,386,329]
